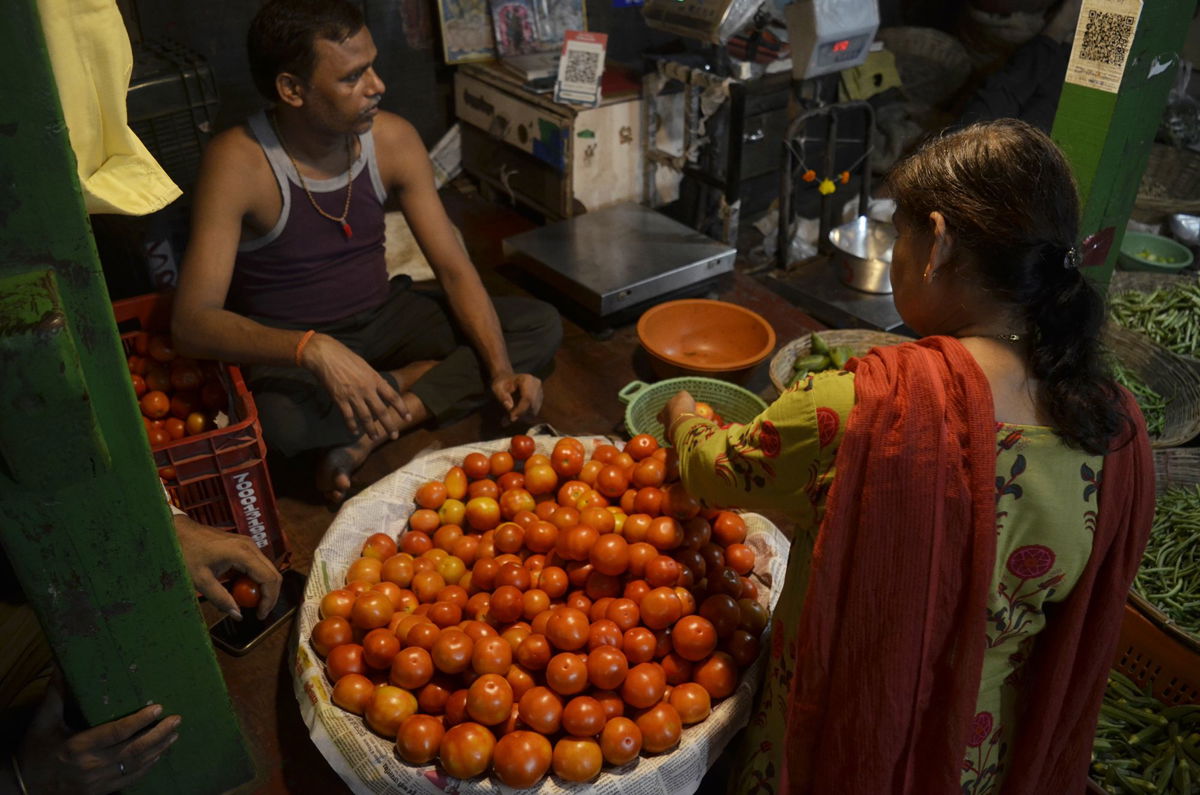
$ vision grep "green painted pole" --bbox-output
[1051,0,1197,289]
[0,2,253,792]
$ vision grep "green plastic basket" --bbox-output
[618,378,770,446]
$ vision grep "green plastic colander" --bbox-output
[618,377,770,446]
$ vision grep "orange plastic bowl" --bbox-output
[636,299,776,384]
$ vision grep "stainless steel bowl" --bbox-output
[829,216,896,294]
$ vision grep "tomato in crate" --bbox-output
[112,292,289,569]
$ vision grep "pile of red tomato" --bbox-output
[126,333,229,448]
[309,434,770,788]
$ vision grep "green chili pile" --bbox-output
[1110,357,1168,439]
[1109,281,1200,359]
[1133,485,1200,640]
[1092,670,1200,793]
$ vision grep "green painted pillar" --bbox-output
[1051,0,1197,289]
[0,2,253,792]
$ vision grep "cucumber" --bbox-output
[793,353,831,373]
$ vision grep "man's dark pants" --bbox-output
[245,279,562,456]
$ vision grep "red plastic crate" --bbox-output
[1112,602,1200,707]
[112,292,290,568]
[1086,604,1200,794]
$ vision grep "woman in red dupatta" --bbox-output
[661,120,1154,794]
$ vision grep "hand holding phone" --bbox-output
[210,568,306,656]
[174,513,282,620]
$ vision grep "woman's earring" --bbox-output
[923,265,936,283]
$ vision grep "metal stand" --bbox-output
[777,100,875,269]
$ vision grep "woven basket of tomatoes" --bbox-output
[293,432,788,793]
[113,292,289,566]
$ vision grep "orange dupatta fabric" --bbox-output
[780,336,1154,794]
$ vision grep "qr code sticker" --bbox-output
[563,50,601,84]
[1078,9,1135,67]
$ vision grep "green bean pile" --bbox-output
[1109,281,1200,358]
[1110,357,1168,438]
[1133,485,1200,639]
[1092,670,1200,793]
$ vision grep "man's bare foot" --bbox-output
[316,391,431,505]
[317,433,377,505]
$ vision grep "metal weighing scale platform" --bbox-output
[761,255,908,333]
[502,203,737,329]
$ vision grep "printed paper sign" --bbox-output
[1065,0,1142,94]
[555,30,608,106]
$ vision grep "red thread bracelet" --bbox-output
[295,329,316,368]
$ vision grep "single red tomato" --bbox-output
[489,451,515,477]
[621,662,667,709]
[552,737,603,782]
[515,634,552,671]
[389,646,434,690]
[439,722,496,779]
[319,589,356,620]
[362,627,401,670]
[635,701,683,753]
[544,653,588,696]
[562,695,606,737]
[712,511,748,545]
[545,607,590,652]
[466,673,514,726]
[139,390,170,420]
[326,643,367,682]
[693,650,739,699]
[517,685,563,734]
[624,433,659,460]
[669,681,712,723]
[229,578,260,610]
[672,614,718,661]
[395,714,445,764]
[365,685,418,738]
[415,481,448,510]
[311,616,353,657]
[361,532,398,561]
[351,592,395,630]
[471,636,513,676]
[509,434,536,461]
[331,673,375,715]
[600,716,642,765]
[492,730,552,788]
[462,452,491,480]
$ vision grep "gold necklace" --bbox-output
[272,114,356,239]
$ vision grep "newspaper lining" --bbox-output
[292,433,790,794]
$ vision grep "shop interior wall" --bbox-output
[116,0,679,149]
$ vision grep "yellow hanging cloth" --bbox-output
[37,0,181,215]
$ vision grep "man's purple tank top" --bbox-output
[230,111,390,325]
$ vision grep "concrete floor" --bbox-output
[208,187,823,794]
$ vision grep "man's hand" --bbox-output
[302,333,412,440]
[491,373,543,423]
[16,673,180,795]
[173,515,281,620]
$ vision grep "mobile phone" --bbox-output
[209,568,306,656]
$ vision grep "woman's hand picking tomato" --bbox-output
[656,391,698,435]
